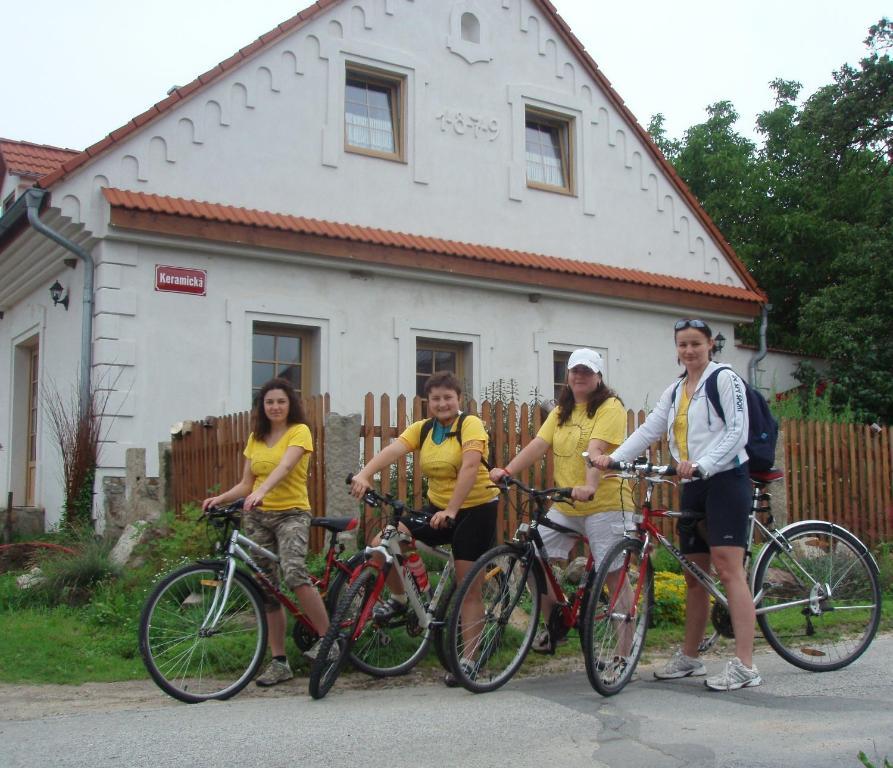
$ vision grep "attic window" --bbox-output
[525,107,574,194]
[345,64,405,162]
[2,191,14,214]
[460,13,480,43]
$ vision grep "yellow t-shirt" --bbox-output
[243,423,313,511]
[399,415,496,509]
[673,383,691,462]
[537,398,634,516]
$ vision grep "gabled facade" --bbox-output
[0,0,777,529]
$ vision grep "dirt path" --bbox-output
[0,655,588,720]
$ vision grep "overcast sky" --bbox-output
[2,0,887,150]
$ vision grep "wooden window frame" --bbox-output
[525,107,575,195]
[415,338,468,403]
[251,324,313,402]
[552,350,571,402]
[344,63,406,163]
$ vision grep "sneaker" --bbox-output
[372,597,408,623]
[531,628,568,655]
[443,658,475,688]
[654,649,707,679]
[255,659,293,687]
[705,657,762,691]
[304,638,341,663]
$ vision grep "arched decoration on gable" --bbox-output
[447,1,492,64]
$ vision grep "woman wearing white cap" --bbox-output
[489,348,633,653]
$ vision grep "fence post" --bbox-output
[773,423,788,527]
[324,412,362,519]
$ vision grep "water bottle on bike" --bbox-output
[406,551,431,600]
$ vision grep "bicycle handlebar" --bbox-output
[345,473,450,527]
[493,474,574,503]
[598,458,702,479]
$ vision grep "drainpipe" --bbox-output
[748,303,771,388]
[24,188,94,416]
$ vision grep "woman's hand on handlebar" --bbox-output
[489,467,510,484]
[676,460,699,480]
[590,454,615,470]
[430,508,457,530]
[571,485,595,502]
[349,471,373,499]
[202,495,224,512]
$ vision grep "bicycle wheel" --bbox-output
[582,537,652,696]
[447,544,543,693]
[752,521,881,671]
[324,552,365,614]
[432,576,457,673]
[309,566,378,699]
[139,562,267,703]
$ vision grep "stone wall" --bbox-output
[102,444,171,537]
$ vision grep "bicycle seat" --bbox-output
[311,516,358,533]
[750,467,784,483]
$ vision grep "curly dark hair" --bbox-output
[252,377,307,439]
[555,375,622,426]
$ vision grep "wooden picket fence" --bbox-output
[169,394,892,551]
[782,419,892,547]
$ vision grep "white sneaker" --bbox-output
[531,628,568,654]
[654,649,707,679]
[305,638,341,663]
[705,657,762,691]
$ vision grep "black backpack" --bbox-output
[418,413,494,470]
[672,366,779,473]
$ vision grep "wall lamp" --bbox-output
[713,332,726,355]
[49,280,69,310]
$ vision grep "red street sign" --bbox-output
[155,265,206,296]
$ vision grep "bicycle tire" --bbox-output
[324,552,365,613]
[446,544,543,693]
[139,562,267,703]
[347,563,434,678]
[582,537,652,696]
[752,521,881,672]
[309,567,378,699]
[432,577,457,674]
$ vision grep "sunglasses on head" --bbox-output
[674,319,708,331]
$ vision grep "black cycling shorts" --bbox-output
[678,465,752,554]
[402,499,498,562]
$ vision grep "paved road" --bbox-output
[2,636,891,768]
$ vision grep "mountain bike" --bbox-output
[445,476,587,693]
[139,500,360,703]
[583,458,882,696]
[308,478,456,699]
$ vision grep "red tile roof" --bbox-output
[102,187,766,307]
[31,0,762,296]
[0,139,80,178]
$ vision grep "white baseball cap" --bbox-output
[567,348,604,375]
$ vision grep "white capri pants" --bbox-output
[538,509,634,572]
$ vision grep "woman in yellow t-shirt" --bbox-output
[489,349,633,654]
[202,377,330,688]
[350,371,498,685]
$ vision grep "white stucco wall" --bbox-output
[2,0,773,529]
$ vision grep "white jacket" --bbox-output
[612,361,749,477]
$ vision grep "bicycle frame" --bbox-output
[350,527,453,641]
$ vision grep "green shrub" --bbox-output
[652,570,686,626]
[874,543,893,596]
[651,547,683,575]
[10,530,122,608]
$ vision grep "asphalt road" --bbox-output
[2,635,891,768]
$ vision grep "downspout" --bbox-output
[748,303,771,388]
[24,187,94,416]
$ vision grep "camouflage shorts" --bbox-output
[243,508,313,607]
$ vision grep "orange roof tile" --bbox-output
[0,139,80,178]
[101,187,765,306]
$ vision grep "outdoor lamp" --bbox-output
[713,332,726,354]
[49,280,69,310]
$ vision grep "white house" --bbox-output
[1,0,787,530]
